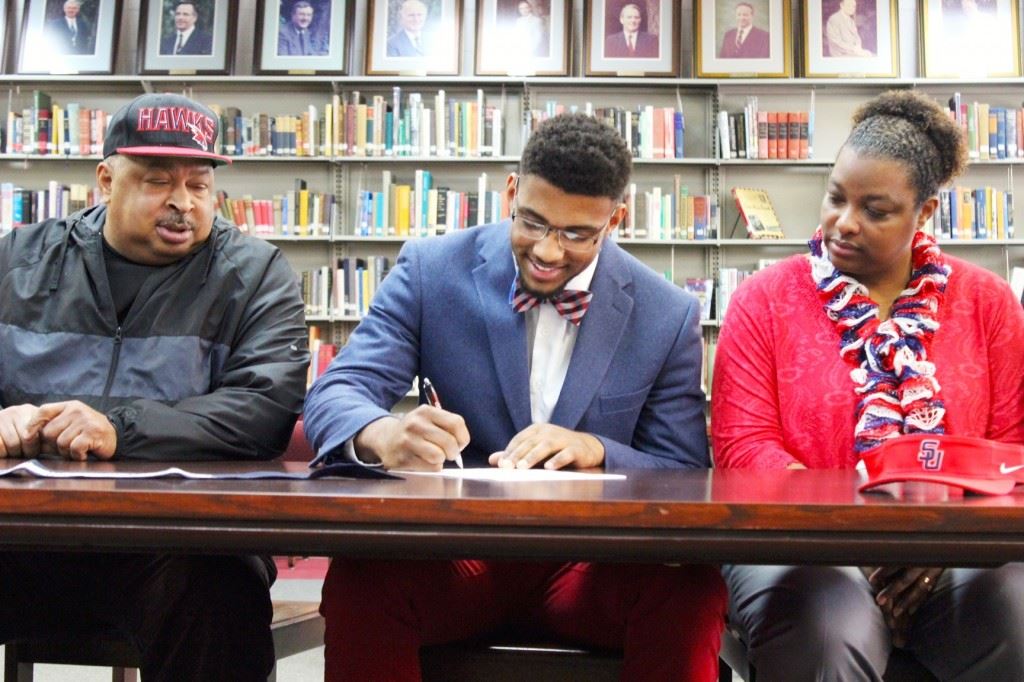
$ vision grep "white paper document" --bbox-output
[398,467,625,482]
[0,459,218,479]
[0,459,398,481]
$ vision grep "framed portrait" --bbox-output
[138,0,236,74]
[0,2,8,73]
[584,0,678,76]
[255,0,352,74]
[804,0,897,77]
[16,0,122,74]
[695,0,791,78]
[366,0,462,75]
[920,0,1021,78]
[475,0,569,76]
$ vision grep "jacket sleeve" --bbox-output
[302,240,424,462]
[711,276,801,469]
[108,249,310,461]
[598,294,709,470]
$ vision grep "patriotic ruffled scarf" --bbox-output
[807,227,951,454]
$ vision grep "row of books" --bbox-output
[932,186,1015,240]
[701,339,716,396]
[306,326,338,388]
[718,99,813,160]
[212,88,504,159]
[352,170,507,237]
[683,278,715,321]
[716,261,780,322]
[524,102,685,160]
[0,182,99,234]
[4,91,109,156]
[947,94,1024,160]
[621,181,719,240]
[300,256,393,320]
[215,186,336,238]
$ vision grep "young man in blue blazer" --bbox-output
[304,113,726,681]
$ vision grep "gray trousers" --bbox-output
[723,564,1024,682]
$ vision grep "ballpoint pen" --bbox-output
[422,377,464,469]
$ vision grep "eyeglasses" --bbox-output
[510,209,606,252]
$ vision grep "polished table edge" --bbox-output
[0,465,1021,564]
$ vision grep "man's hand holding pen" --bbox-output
[352,378,468,471]
[354,406,470,471]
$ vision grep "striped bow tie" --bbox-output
[511,281,593,326]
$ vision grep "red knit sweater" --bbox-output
[711,253,1024,469]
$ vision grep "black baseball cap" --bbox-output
[103,93,231,166]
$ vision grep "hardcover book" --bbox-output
[732,188,784,239]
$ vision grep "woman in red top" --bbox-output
[713,90,1024,680]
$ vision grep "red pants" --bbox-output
[321,559,726,681]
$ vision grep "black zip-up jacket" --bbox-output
[0,204,309,461]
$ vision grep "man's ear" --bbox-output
[504,172,518,208]
[96,160,114,204]
[606,203,628,235]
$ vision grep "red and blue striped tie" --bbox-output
[511,281,593,326]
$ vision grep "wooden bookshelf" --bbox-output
[5,0,1024,393]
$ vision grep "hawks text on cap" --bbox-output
[135,106,216,153]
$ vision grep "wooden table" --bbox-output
[0,463,1022,565]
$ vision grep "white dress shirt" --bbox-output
[523,253,599,424]
[175,27,195,53]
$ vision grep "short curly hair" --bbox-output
[845,90,967,206]
[519,113,632,200]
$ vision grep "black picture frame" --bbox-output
[255,0,352,74]
[138,0,237,75]
[584,0,679,77]
[17,0,122,74]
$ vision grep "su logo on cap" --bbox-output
[917,439,945,471]
[135,107,216,152]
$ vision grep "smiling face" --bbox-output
[174,3,198,31]
[398,0,427,33]
[292,4,314,28]
[619,5,642,33]
[505,173,622,298]
[820,146,937,293]
[735,3,754,29]
[98,155,216,266]
[63,1,81,19]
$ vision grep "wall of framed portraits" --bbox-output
[5,0,1018,79]
[3,0,1024,372]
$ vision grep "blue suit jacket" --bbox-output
[304,223,708,469]
[386,30,429,57]
[45,16,94,54]
[160,28,213,55]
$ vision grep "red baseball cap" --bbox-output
[859,434,1024,496]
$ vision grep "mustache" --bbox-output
[156,213,196,230]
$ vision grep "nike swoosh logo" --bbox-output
[1000,463,1024,474]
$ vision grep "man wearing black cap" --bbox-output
[0,93,308,681]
